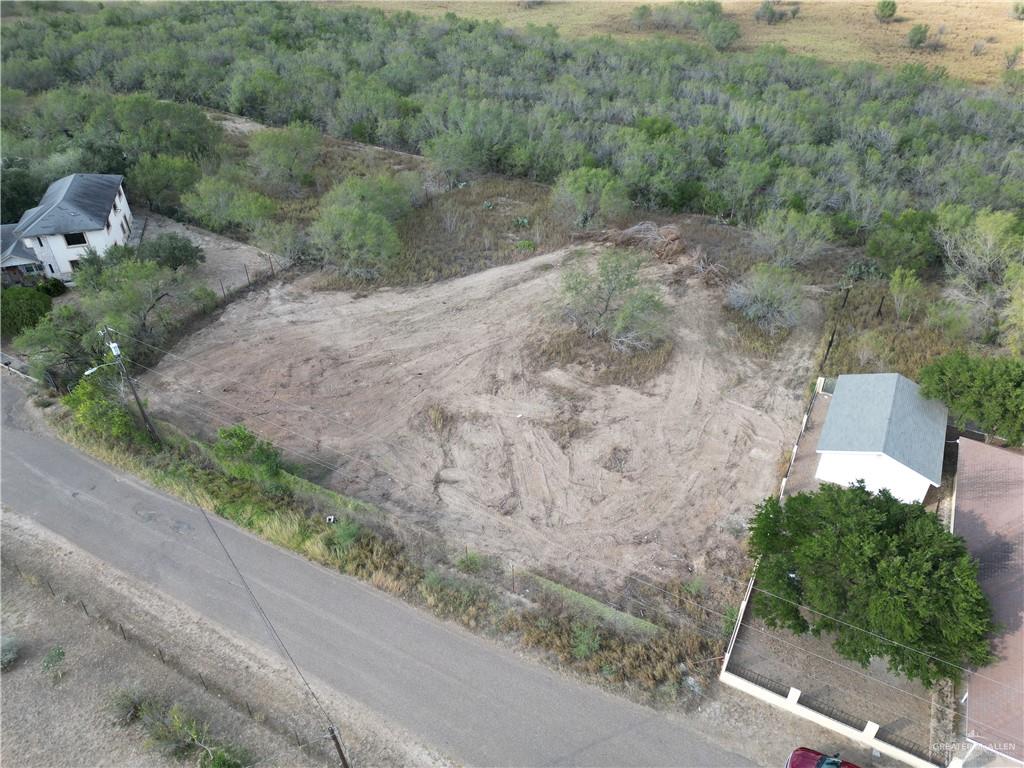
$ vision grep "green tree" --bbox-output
[561,249,669,351]
[748,483,994,687]
[138,233,205,270]
[552,168,631,230]
[919,351,1024,445]
[13,304,96,389]
[311,205,402,280]
[889,266,924,322]
[1,286,51,338]
[874,0,897,22]
[866,209,941,274]
[248,122,322,190]
[129,154,201,213]
[213,424,284,490]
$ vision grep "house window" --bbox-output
[36,237,43,248]
[69,259,80,271]
[112,201,120,214]
[47,264,54,274]
[120,220,127,236]
[64,232,87,247]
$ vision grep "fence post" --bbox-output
[244,264,251,287]
[219,279,226,299]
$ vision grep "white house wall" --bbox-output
[22,190,132,279]
[815,451,933,503]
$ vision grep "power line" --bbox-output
[114,328,1023,696]
[112,336,1023,743]
[132,365,1024,746]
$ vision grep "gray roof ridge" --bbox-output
[881,373,903,459]
[14,174,76,237]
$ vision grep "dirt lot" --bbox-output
[0,513,450,768]
[336,0,1022,85]
[140,211,284,298]
[141,221,819,593]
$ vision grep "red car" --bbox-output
[786,747,862,768]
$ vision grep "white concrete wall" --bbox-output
[815,451,932,503]
[22,188,132,279]
[719,671,943,768]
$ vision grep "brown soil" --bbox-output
[0,513,451,768]
[141,221,819,594]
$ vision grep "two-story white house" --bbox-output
[12,173,133,281]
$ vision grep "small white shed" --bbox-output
[814,373,947,504]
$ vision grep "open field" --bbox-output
[335,0,1023,85]
[141,220,819,593]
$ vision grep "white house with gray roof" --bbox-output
[814,373,948,503]
[12,173,132,281]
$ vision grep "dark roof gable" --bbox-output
[14,174,124,238]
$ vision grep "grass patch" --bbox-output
[526,573,660,638]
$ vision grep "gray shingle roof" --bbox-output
[1,223,39,266]
[816,373,948,485]
[14,174,123,238]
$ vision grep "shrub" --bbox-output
[110,686,148,726]
[42,645,65,683]
[35,277,67,297]
[1,636,20,671]
[311,205,402,281]
[320,174,419,223]
[456,550,485,574]
[754,209,833,266]
[919,351,1024,445]
[1,286,51,337]
[874,0,896,22]
[754,0,786,24]
[182,175,276,234]
[248,121,321,190]
[726,264,803,336]
[561,249,669,352]
[889,267,924,322]
[212,424,284,489]
[552,169,630,230]
[907,24,929,49]
[1014,2,1024,21]
[64,376,144,444]
[138,233,205,270]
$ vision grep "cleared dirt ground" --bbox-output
[142,223,819,592]
[0,512,448,768]
[337,0,1023,85]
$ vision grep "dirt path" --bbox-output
[142,236,819,592]
[0,512,451,768]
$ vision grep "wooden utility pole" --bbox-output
[102,328,162,445]
[327,725,352,768]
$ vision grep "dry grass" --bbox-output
[333,0,1022,85]
[820,280,960,379]
[532,328,675,387]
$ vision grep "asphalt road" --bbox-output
[1,378,752,768]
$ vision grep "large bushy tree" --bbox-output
[748,483,994,687]
[919,351,1024,445]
